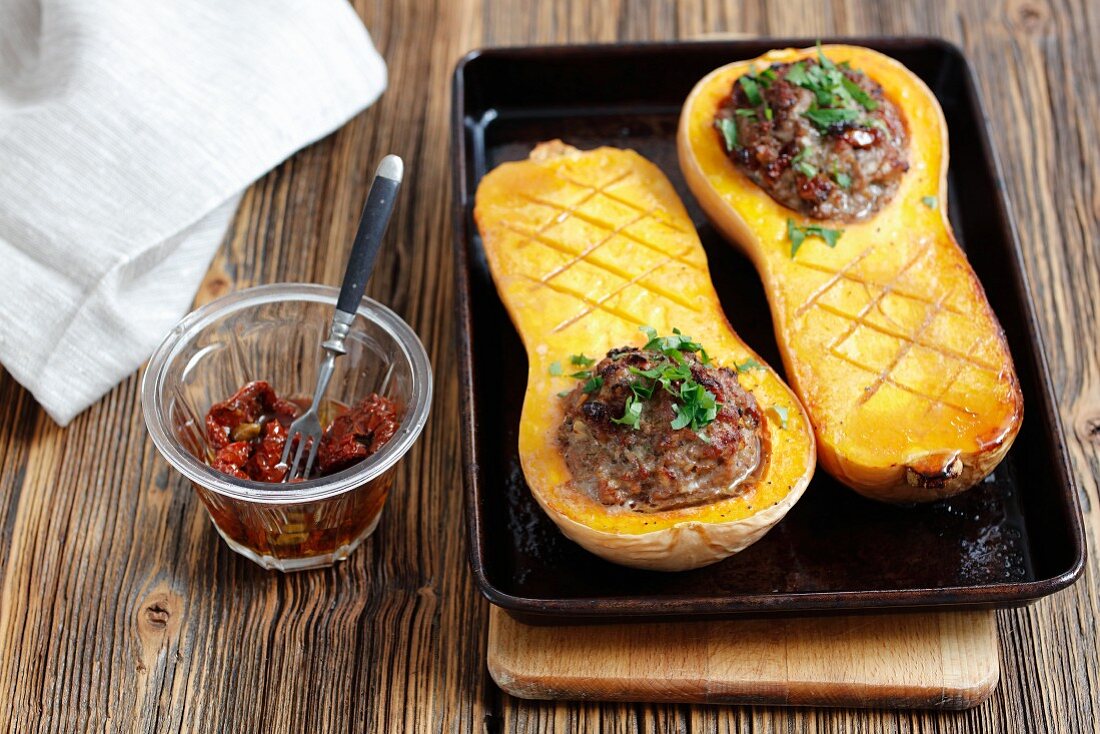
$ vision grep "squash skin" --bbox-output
[474,141,815,571]
[678,45,1023,503]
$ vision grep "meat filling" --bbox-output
[557,348,764,512]
[715,55,909,222]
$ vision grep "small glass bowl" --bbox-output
[142,284,432,571]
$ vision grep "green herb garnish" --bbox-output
[786,61,810,86]
[803,107,860,129]
[554,356,601,397]
[777,43,880,133]
[629,380,655,400]
[640,326,707,361]
[768,404,790,429]
[794,160,817,178]
[735,358,764,373]
[739,75,763,106]
[735,108,756,117]
[840,75,878,111]
[607,326,725,434]
[582,375,604,394]
[670,381,720,432]
[612,395,644,429]
[787,219,844,256]
[715,118,739,151]
[833,169,852,189]
[921,195,938,209]
[630,361,692,396]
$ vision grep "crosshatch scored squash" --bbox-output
[678,44,1023,503]
[474,141,815,571]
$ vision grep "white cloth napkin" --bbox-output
[0,0,387,425]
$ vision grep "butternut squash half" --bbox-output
[474,141,815,571]
[678,45,1022,502]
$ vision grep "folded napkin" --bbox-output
[0,0,387,425]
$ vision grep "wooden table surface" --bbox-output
[1,0,1096,731]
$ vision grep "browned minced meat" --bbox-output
[716,59,909,222]
[557,348,763,512]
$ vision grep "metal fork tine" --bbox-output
[288,434,307,480]
[303,436,321,479]
[279,429,295,468]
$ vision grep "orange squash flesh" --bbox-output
[678,45,1022,502]
[474,141,815,570]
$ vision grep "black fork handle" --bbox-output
[336,155,404,315]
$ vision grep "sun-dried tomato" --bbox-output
[211,440,254,480]
[204,382,399,483]
[316,394,401,476]
[205,380,282,450]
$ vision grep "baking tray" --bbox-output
[451,38,1085,623]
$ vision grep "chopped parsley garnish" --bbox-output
[803,107,860,129]
[639,326,708,364]
[735,358,764,373]
[776,43,879,132]
[739,75,763,106]
[581,375,603,394]
[554,357,601,394]
[840,75,878,110]
[555,328,724,434]
[611,395,643,429]
[786,61,810,86]
[794,160,817,178]
[833,169,852,189]
[715,118,739,151]
[739,68,781,122]
[611,326,724,434]
[671,382,720,431]
[921,195,938,209]
[787,219,844,256]
[768,404,790,429]
[629,380,655,400]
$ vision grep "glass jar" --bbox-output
[142,284,432,571]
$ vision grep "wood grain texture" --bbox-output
[488,607,999,710]
[0,0,1095,731]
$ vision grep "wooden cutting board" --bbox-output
[488,606,998,709]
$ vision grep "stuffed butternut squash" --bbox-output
[678,44,1022,503]
[474,141,815,571]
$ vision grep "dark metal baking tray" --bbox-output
[450,38,1085,623]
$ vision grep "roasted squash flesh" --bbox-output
[678,45,1022,502]
[474,142,815,570]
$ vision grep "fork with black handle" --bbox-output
[280,154,404,481]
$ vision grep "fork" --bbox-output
[280,154,404,481]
